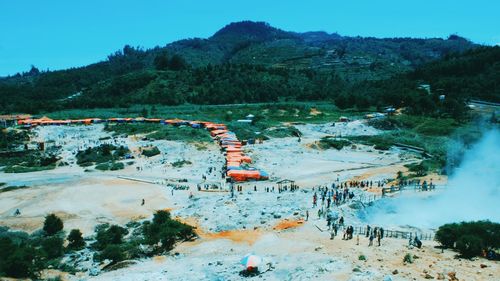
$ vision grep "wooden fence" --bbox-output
[382,184,445,196]
[339,225,435,241]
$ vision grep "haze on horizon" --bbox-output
[1,0,499,76]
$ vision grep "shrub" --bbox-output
[41,237,64,259]
[435,221,500,258]
[95,224,128,250]
[67,229,85,250]
[358,254,366,261]
[99,245,125,265]
[43,214,63,236]
[403,253,413,264]
[456,235,484,258]
[110,162,125,170]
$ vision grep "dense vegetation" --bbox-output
[1,21,490,121]
[0,150,58,173]
[1,129,59,173]
[0,129,28,150]
[92,210,195,264]
[0,211,195,278]
[435,221,500,259]
[75,144,129,167]
[0,214,72,278]
[104,123,212,143]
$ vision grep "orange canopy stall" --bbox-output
[210,129,228,137]
[227,170,261,181]
[225,147,242,152]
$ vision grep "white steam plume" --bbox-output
[363,128,500,229]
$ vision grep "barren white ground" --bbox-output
[1,121,496,281]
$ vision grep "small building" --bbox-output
[0,114,32,128]
[418,84,431,94]
[339,116,349,122]
[277,179,296,190]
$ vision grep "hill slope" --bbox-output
[0,21,487,114]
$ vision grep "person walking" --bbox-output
[306,210,309,221]
[369,232,374,246]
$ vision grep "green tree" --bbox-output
[67,229,85,250]
[168,54,187,71]
[43,214,63,236]
[41,237,64,259]
[153,53,169,70]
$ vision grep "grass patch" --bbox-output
[147,126,211,143]
[193,143,208,151]
[104,123,159,136]
[317,137,351,150]
[95,162,125,171]
[369,115,459,136]
[0,185,30,193]
[0,150,59,172]
[105,123,212,143]
[3,164,55,173]
[171,160,192,168]
[262,126,301,138]
[45,102,370,141]
[141,146,161,157]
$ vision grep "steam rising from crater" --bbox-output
[363,128,500,229]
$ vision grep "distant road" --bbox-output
[468,99,500,107]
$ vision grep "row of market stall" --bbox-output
[205,123,269,182]
[16,116,268,182]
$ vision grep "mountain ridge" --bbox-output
[2,20,476,79]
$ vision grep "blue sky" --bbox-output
[1,0,499,76]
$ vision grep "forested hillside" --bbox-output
[1,21,496,120]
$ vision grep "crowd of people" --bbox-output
[312,186,355,208]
